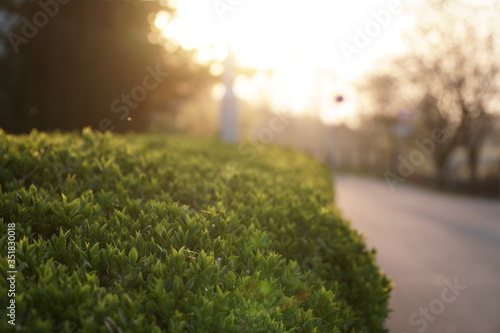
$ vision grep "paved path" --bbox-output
[334,174,500,333]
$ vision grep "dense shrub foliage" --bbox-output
[0,129,391,332]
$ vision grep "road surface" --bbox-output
[334,174,500,333]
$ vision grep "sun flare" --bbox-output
[156,0,417,123]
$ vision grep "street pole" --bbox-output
[219,45,239,143]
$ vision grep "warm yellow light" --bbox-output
[157,0,419,122]
[209,63,224,76]
[154,11,169,30]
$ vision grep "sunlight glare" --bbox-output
[157,0,417,123]
[154,11,170,30]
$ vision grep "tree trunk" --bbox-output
[435,157,448,188]
[467,147,479,192]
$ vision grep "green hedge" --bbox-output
[0,129,391,332]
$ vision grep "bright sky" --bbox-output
[155,0,419,123]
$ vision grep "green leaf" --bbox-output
[90,243,99,257]
[91,255,100,268]
[223,313,235,329]
[129,247,138,264]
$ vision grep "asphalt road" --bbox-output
[334,174,500,333]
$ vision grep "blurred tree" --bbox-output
[400,0,499,188]
[360,0,500,188]
[413,93,459,185]
[355,71,415,173]
[0,0,212,133]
